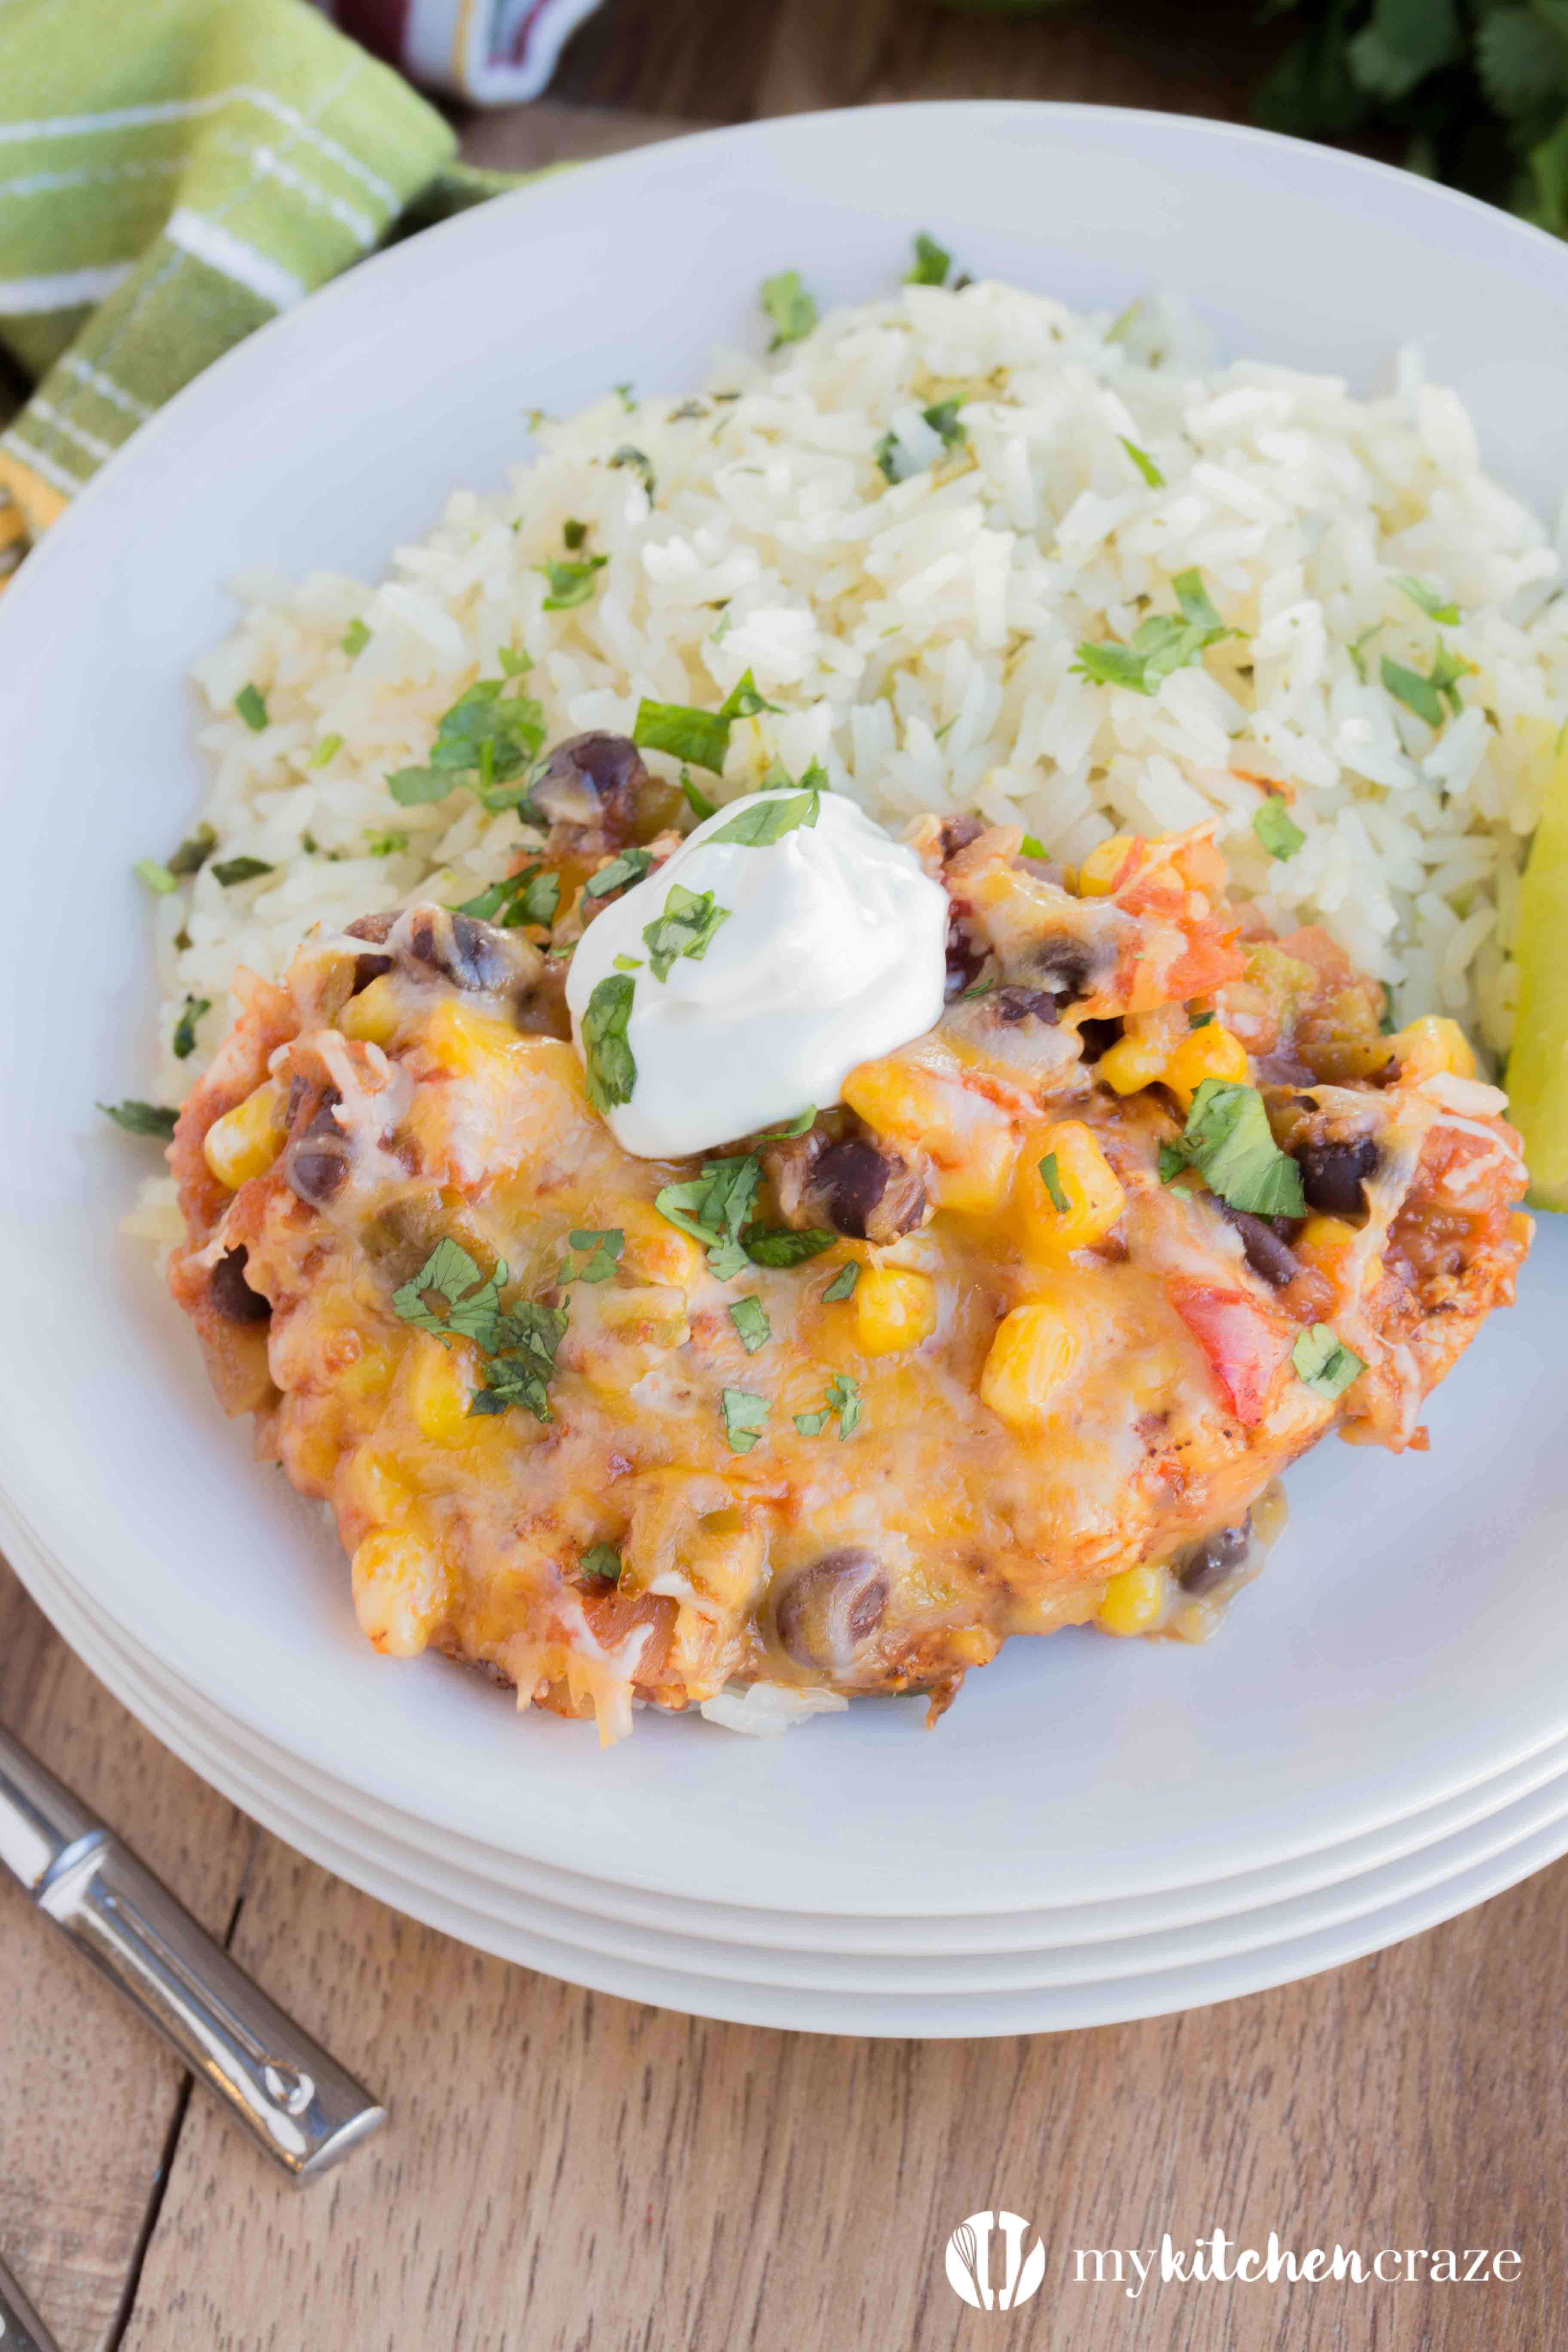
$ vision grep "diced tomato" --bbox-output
[1168,1282,1293,1427]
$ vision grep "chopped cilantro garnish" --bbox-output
[166,823,216,876]
[741,1226,835,1267]
[134,858,178,896]
[1253,797,1305,861]
[497,646,532,676]
[1190,1009,1215,1028]
[1120,437,1165,488]
[1347,625,1381,682]
[100,1099,177,1139]
[643,882,731,980]
[539,555,608,611]
[756,1106,816,1141]
[1038,1152,1069,1213]
[393,1238,507,1346]
[1161,1079,1306,1217]
[680,769,717,822]
[876,400,969,482]
[172,995,209,1060]
[387,675,546,811]
[633,670,778,774]
[1394,575,1460,625]
[340,619,371,657]
[1291,1322,1366,1401]
[211,856,274,886]
[392,1237,567,1424]
[656,1155,761,1280]
[729,1295,771,1353]
[613,954,642,972]
[581,1543,622,1583]
[906,231,951,286]
[457,863,560,929]
[311,735,343,769]
[613,382,635,412]
[1381,646,1467,729]
[822,1262,860,1302]
[563,518,588,550]
[609,444,655,497]
[564,1228,624,1284]
[721,1387,770,1454]
[582,846,655,902]
[1072,569,1233,696]
[581,974,637,1114]
[469,1298,570,1423]
[760,270,817,349]
[235,683,268,731]
[710,788,820,847]
[365,829,409,858]
[795,1372,861,1440]
[1019,833,1047,859]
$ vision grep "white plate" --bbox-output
[24,1535,1568,2030]
[2,103,1565,1931]
[30,1534,1568,1958]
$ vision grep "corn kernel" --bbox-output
[343,1450,416,1526]
[620,1200,702,1287]
[842,1057,1017,1214]
[1097,1005,1184,1097]
[1078,833,1136,896]
[854,1265,938,1355]
[1164,1022,1250,1110]
[1295,1213,1358,1281]
[202,1080,286,1190]
[340,972,402,1046]
[1096,1563,1168,1636]
[404,1335,474,1445]
[421,997,527,1079]
[337,1342,394,1404]
[979,1303,1077,1429]
[1026,1121,1125,1254]
[1391,1014,1477,1083]
[351,1526,446,1657]
[840,1055,947,1145]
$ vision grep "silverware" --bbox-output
[0,2247,60,2352]
[0,1724,386,2180]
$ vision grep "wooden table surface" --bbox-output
[5,8,1564,2348]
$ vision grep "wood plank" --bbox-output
[119,1831,1568,2350]
[548,0,783,123]
[0,1563,255,2352]
[452,98,702,177]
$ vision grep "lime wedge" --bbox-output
[1507,733,1568,1208]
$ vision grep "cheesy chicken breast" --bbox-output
[167,734,1531,1741]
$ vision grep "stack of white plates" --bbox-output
[4,105,1568,2033]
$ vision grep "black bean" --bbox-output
[530,731,649,829]
[944,906,986,999]
[1296,1136,1378,1216]
[991,986,1060,1026]
[939,814,984,860]
[286,1097,349,1207]
[402,907,514,992]
[1029,932,1094,1000]
[775,1549,888,1669]
[1222,1205,1301,1288]
[343,911,397,994]
[813,1140,890,1240]
[1178,1518,1252,1595]
[1076,1017,1122,1065]
[208,1245,272,1324]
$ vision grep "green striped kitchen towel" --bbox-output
[0,0,512,573]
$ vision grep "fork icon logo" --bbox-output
[944,2210,1047,2310]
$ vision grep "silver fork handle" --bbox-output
[0,2249,60,2352]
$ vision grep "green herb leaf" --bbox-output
[1291,1321,1366,1400]
[1380,655,1446,728]
[134,858,178,896]
[1120,437,1165,488]
[563,518,588,551]
[392,1238,506,1348]
[211,856,274,886]
[613,382,635,412]
[656,1155,762,1278]
[458,863,560,929]
[386,766,450,806]
[1018,833,1047,859]
[710,789,820,848]
[795,1372,861,1440]
[365,829,409,858]
[906,231,952,286]
[609,444,655,497]
[340,619,370,657]
[581,974,637,1114]
[1161,1079,1306,1216]
[1038,1152,1069,1213]
[823,1262,860,1302]
[680,769,717,822]
[1072,572,1233,696]
[922,398,967,450]
[172,996,209,1060]
[721,1387,770,1454]
[729,1295,771,1353]
[497,646,532,676]
[642,882,731,980]
[469,1296,570,1424]
[539,555,608,611]
[311,735,343,769]
[760,270,817,349]
[100,1099,177,1139]
[390,676,547,811]
[581,1543,622,1583]
[166,823,216,876]
[1253,797,1306,860]
[1394,574,1460,625]
[1190,1010,1215,1028]
[1348,624,1381,682]
[235,683,268,732]
[582,846,655,903]
[756,1106,816,1141]
[564,1228,624,1284]
[613,954,642,972]
[1428,641,1469,715]
[741,1225,836,1268]
[633,670,777,775]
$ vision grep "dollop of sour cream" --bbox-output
[566,788,949,1158]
